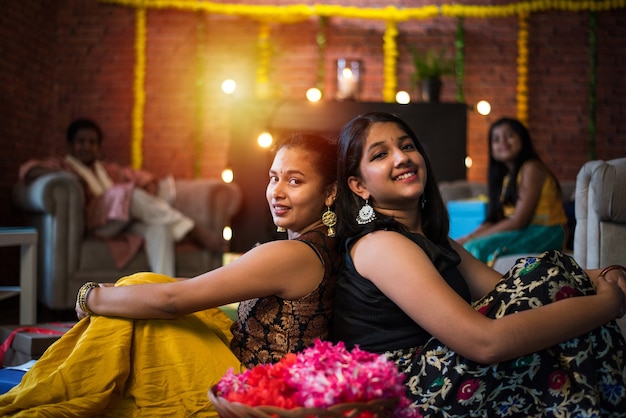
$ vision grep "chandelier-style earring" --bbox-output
[322,206,337,237]
[420,194,427,210]
[276,226,286,233]
[356,199,376,224]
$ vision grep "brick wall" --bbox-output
[1,1,625,280]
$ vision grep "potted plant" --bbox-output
[410,47,455,102]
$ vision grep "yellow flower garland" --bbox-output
[100,0,626,16]
[383,20,398,103]
[132,7,146,169]
[516,12,529,126]
[255,21,272,99]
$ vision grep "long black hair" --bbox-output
[335,112,449,245]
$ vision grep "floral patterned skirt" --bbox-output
[387,250,626,417]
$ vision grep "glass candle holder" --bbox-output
[336,59,362,100]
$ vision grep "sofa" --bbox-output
[573,158,626,269]
[12,172,242,310]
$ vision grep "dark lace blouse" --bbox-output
[333,229,471,353]
[230,226,341,368]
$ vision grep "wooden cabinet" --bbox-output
[229,100,467,252]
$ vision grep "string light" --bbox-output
[221,167,234,183]
[221,79,237,95]
[395,91,411,104]
[476,100,491,115]
[257,132,273,148]
[222,226,233,241]
[306,87,322,102]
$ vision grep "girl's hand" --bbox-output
[596,275,626,319]
[76,304,89,320]
[602,269,626,317]
[75,283,111,320]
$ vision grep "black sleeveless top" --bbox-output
[333,229,471,353]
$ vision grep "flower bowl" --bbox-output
[208,340,415,417]
[209,386,399,418]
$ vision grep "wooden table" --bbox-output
[0,227,37,325]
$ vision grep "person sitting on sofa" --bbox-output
[456,117,568,264]
[0,132,341,417]
[18,118,224,276]
[332,112,626,416]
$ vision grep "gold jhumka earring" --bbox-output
[322,206,337,237]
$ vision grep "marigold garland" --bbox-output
[316,16,327,93]
[255,21,272,99]
[382,20,398,103]
[131,7,146,170]
[516,12,529,126]
[100,0,626,17]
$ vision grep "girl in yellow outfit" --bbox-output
[0,133,341,417]
[458,117,567,263]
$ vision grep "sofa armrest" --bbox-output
[13,172,84,216]
[173,179,242,235]
[12,172,86,309]
[574,158,626,268]
[589,159,626,223]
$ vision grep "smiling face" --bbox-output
[348,122,427,216]
[266,146,335,238]
[490,122,523,169]
[69,128,101,167]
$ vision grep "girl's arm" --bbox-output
[352,231,625,365]
[78,239,324,319]
[448,238,502,299]
[469,160,546,239]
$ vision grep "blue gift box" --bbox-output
[447,200,487,239]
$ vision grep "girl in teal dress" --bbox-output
[457,117,568,264]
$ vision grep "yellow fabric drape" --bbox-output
[0,274,245,417]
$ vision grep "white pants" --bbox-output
[128,188,195,276]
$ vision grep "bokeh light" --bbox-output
[306,87,322,102]
[476,100,491,116]
[221,79,237,95]
[395,91,411,104]
[257,131,273,148]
